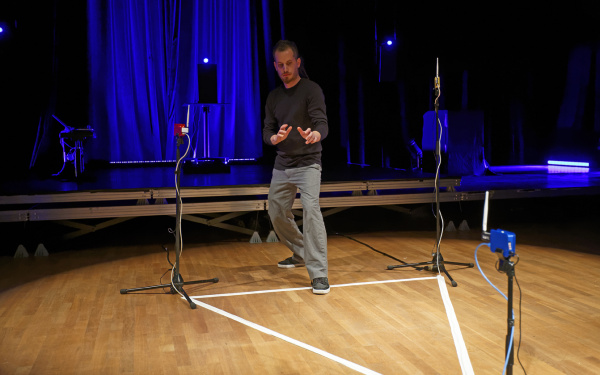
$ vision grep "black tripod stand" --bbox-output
[387,59,473,286]
[120,134,218,309]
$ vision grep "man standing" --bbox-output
[263,40,330,294]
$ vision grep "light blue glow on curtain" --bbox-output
[88,0,261,162]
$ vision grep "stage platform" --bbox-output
[1,162,599,239]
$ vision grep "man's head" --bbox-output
[273,40,301,88]
[273,40,299,60]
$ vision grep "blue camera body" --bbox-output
[490,229,516,259]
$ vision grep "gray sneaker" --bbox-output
[278,257,305,268]
[312,277,330,294]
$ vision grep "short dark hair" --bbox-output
[273,40,299,59]
[272,39,309,79]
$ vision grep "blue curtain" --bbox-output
[87,0,261,162]
[556,45,598,132]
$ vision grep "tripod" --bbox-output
[120,135,218,309]
[387,59,473,286]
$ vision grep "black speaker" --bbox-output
[422,110,488,176]
[197,63,218,103]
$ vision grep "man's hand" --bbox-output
[271,124,292,145]
[297,127,321,144]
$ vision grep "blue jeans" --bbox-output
[268,164,328,280]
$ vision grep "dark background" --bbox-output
[1,0,599,177]
[274,1,600,169]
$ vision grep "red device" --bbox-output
[174,123,188,137]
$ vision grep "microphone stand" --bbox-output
[482,191,516,374]
[120,134,218,309]
[387,59,474,286]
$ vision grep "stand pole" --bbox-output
[203,105,210,158]
[505,260,515,374]
[120,135,218,309]
[387,62,474,286]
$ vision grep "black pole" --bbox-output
[172,136,196,308]
[505,261,515,374]
[434,85,441,254]
[203,106,210,158]
[174,136,182,280]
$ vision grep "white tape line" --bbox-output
[191,297,382,375]
[192,286,311,299]
[436,275,474,375]
[191,276,438,299]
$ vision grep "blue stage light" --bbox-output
[0,27,4,33]
[386,40,393,46]
[203,58,209,63]
[547,160,590,167]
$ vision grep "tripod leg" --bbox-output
[425,254,459,287]
[443,261,475,268]
[179,288,197,309]
[170,273,216,309]
[387,261,432,270]
[181,278,220,286]
[440,265,458,287]
[120,283,173,294]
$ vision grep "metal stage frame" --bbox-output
[2,165,600,240]
[0,178,463,239]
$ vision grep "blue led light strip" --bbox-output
[547,160,590,167]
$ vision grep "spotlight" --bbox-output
[203,58,209,63]
[0,27,3,33]
[386,40,393,46]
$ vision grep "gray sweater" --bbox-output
[263,78,328,170]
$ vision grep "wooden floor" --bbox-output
[1,201,600,374]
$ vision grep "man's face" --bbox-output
[274,48,301,87]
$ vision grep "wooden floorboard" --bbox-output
[1,206,600,374]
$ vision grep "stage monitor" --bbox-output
[197,63,218,104]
